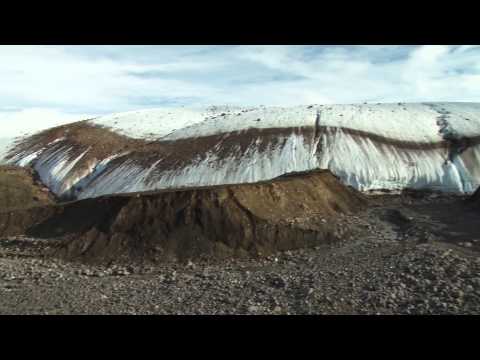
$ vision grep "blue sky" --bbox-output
[0,45,479,136]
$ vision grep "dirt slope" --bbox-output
[0,170,366,263]
[0,166,55,213]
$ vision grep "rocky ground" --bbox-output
[0,193,479,315]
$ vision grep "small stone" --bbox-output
[269,275,287,289]
[113,268,129,276]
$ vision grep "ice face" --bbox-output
[7,102,480,199]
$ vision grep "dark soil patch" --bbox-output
[469,186,480,209]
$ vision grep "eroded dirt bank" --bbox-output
[0,170,366,263]
[0,165,55,212]
[1,192,479,315]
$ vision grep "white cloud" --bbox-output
[0,45,479,137]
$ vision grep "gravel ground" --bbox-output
[1,195,479,315]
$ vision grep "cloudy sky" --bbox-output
[1,45,479,136]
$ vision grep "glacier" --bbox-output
[3,102,480,199]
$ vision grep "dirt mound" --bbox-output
[0,170,366,264]
[0,166,55,213]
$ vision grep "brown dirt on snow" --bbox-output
[8,120,473,201]
[0,170,366,264]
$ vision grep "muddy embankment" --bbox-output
[0,165,55,212]
[0,170,366,264]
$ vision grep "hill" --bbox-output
[0,170,366,263]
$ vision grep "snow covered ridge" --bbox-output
[4,102,480,199]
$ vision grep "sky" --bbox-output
[0,45,479,137]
